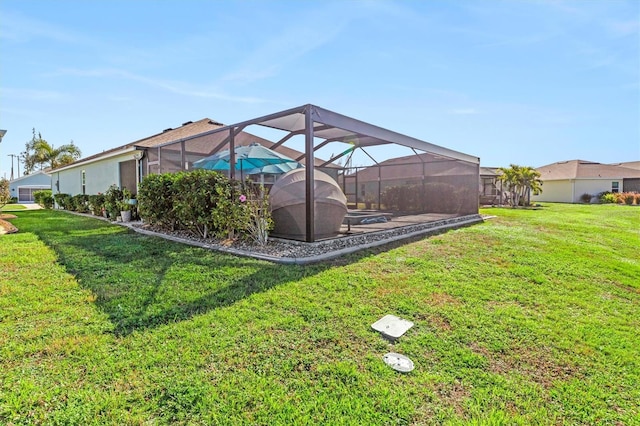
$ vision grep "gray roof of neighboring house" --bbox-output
[610,161,640,171]
[480,167,500,176]
[537,159,640,180]
[8,170,51,184]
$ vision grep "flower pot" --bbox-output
[121,210,132,222]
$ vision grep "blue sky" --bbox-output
[1,0,638,178]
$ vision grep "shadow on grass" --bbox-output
[16,210,336,336]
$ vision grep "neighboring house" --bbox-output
[610,161,640,193]
[8,171,52,203]
[479,167,502,205]
[52,118,327,198]
[531,159,640,203]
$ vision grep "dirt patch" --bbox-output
[469,341,580,389]
[428,292,462,307]
[433,380,470,417]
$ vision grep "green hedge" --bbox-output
[53,193,72,210]
[33,190,54,209]
[138,170,272,242]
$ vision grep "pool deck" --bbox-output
[339,211,458,236]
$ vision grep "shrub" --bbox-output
[70,194,90,213]
[33,190,54,209]
[0,178,10,208]
[53,193,72,209]
[138,171,273,243]
[579,193,592,203]
[599,192,616,204]
[103,185,124,219]
[171,170,240,239]
[138,173,179,228]
[88,194,106,215]
[622,193,635,205]
[237,185,273,246]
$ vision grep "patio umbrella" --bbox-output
[192,142,302,178]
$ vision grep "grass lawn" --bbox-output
[0,204,27,212]
[1,204,638,425]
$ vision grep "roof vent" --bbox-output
[163,128,173,133]
[208,120,224,126]
[182,121,193,126]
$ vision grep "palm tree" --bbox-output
[497,164,542,207]
[23,129,81,173]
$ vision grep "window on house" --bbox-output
[612,182,619,193]
[82,170,86,195]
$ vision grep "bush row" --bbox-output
[50,185,134,220]
[138,170,272,244]
[581,192,640,205]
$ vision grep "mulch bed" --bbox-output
[0,214,18,235]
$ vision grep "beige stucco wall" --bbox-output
[532,180,571,202]
[54,151,138,196]
[532,179,623,203]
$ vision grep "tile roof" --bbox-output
[132,118,224,148]
[53,118,331,170]
[610,161,640,171]
[537,160,640,180]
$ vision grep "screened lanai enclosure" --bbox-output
[134,104,480,242]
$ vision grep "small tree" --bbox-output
[0,178,10,209]
[22,128,81,173]
[497,164,542,207]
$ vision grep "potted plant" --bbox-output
[119,200,132,222]
[119,188,133,222]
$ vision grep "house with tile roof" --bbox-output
[531,159,640,203]
[51,118,327,197]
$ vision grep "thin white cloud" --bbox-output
[220,5,352,84]
[0,10,82,44]
[57,68,264,104]
[450,108,480,115]
[0,87,66,101]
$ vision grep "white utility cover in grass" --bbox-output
[371,314,414,339]
[383,352,415,373]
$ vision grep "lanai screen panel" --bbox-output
[342,154,478,215]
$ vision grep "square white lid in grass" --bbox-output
[371,314,414,339]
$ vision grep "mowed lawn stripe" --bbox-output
[0,204,638,425]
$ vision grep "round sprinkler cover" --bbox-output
[383,352,415,373]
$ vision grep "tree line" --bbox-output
[20,128,81,175]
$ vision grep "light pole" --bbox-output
[8,154,19,180]
[0,130,6,179]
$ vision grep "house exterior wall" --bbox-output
[532,178,623,203]
[9,172,52,202]
[531,180,571,202]
[574,179,621,200]
[54,152,138,196]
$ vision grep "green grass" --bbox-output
[1,204,638,425]
[0,204,27,212]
